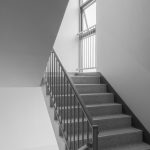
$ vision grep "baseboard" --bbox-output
[99,73,150,144]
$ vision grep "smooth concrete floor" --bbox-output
[0,87,59,150]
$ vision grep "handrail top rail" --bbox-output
[50,49,94,127]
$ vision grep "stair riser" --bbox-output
[99,131,143,148]
[55,94,114,107]
[95,117,131,131]
[68,131,142,150]
[63,117,131,136]
[75,85,107,94]
[51,84,107,94]
[71,77,100,84]
[88,105,122,117]
[81,94,114,105]
[69,72,100,77]
[59,104,122,119]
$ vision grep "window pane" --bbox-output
[84,2,96,28]
[82,14,88,30]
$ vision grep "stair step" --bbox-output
[87,103,122,117]
[68,128,142,150]
[93,114,131,130]
[62,114,131,135]
[75,84,107,94]
[71,76,100,84]
[58,103,122,119]
[68,72,100,77]
[99,128,143,148]
[55,93,114,107]
[80,93,114,105]
[102,142,150,150]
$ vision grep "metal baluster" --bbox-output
[93,125,99,150]
[77,102,80,148]
[52,53,54,97]
[50,54,52,94]
[87,121,89,145]
[61,70,63,123]
[63,75,66,131]
[59,65,61,114]
[73,95,76,150]
[70,88,72,149]
[54,56,56,102]
[88,35,91,68]
[82,111,84,145]
[66,80,69,140]
[55,59,58,112]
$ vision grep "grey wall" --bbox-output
[54,0,79,72]
[97,0,150,132]
[0,0,68,86]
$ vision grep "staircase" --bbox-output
[45,49,150,150]
[68,72,150,150]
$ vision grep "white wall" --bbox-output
[0,0,68,86]
[97,0,150,132]
[53,0,79,72]
[0,87,59,150]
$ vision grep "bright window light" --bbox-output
[82,2,96,30]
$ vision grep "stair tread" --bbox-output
[75,84,105,86]
[102,142,150,150]
[60,103,121,109]
[64,114,130,122]
[80,93,113,96]
[93,114,131,121]
[71,76,100,78]
[99,127,142,137]
[86,103,121,108]
[68,127,142,141]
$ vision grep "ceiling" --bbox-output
[0,0,68,86]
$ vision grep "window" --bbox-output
[81,1,96,31]
[78,0,96,72]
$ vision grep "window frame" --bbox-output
[80,0,96,32]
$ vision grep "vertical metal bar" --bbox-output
[73,95,76,150]
[93,125,99,150]
[82,111,84,145]
[66,80,69,140]
[50,54,52,94]
[53,56,56,103]
[77,102,80,148]
[94,34,96,68]
[88,34,90,69]
[87,121,89,144]
[70,88,72,149]
[63,75,66,131]
[56,60,58,110]
[89,35,91,69]
[52,53,54,97]
[61,70,63,123]
[59,65,61,113]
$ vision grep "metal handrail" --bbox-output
[51,49,94,126]
[45,48,99,150]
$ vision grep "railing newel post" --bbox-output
[93,125,99,150]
